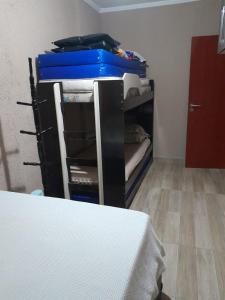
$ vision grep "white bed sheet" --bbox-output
[0,191,165,300]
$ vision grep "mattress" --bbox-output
[0,191,165,300]
[38,49,146,80]
[40,73,151,101]
[38,49,145,70]
[39,63,146,80]
[70,138,151,184]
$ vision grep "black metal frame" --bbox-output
[35,82,64,197]
[96,80,154,207]
[97,80,126,207]
[18,59,63,197]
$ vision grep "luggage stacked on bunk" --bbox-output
[37,34,147,80]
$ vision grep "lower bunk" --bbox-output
[68,138,153,207]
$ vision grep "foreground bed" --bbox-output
[0,191,165,300]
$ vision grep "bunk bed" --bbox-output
[21,49,154,208]
[35,74,154,208]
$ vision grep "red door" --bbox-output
[186,35,225,168]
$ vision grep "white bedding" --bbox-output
[0,191,165,300]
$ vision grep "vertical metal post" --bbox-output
[53,83,70,199]
[93,81,104,205]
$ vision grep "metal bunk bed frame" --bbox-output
[22,59,154,208]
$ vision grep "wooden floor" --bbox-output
[131,159,225,300]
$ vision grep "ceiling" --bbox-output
[83,0,199,13]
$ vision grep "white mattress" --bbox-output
[40,73,151,102]
[70,139,151,184]
[0,191,165,300]
[125,138,151,181]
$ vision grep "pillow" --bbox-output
[52,41,113,53]
[125,124,150,144]
[53,33,120,48]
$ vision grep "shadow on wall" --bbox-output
[0,120,26,193]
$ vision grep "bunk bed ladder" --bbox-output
[17,58,50,195]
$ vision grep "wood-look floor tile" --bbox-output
[155,189,170,211]
[205,193,222,216]
[161,167,183,191]
[193,192,207,216]
[160,189,182,213]
[192,169,206,193]
[151,209,166,241]
[180,191,207,216]
[147,188,162,212]
[215,194,225,216]
[208,215,225,251]
[131,183,151,212]
[213,250,225,300]
[163,243,178,298]
[179,213,195,247]
[132,187,162,214]
[176,246,198,299]
[151,210,180,244]
[211,169,225,194]
[146,170,163,188]
[182,168,205,193]
[196,248,220,300]
[194,214,212,249]
[130,159,225,300]
[180,192,195,215]
[203,169,225,194]
[163,212,180,244]
[182,168,194,192]
[206,194,225,251]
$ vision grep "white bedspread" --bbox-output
[0,191,165,300]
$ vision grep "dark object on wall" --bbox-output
[53,33,120,48]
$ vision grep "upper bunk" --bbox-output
[37,48,153,111]
[39,74,153,111]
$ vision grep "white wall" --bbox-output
[101,0,221,159]
[0,0,100,193]
[77,0,101,35]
